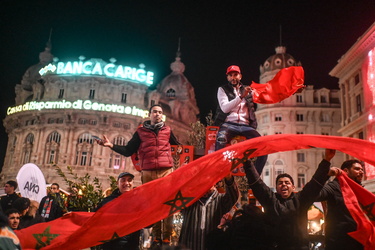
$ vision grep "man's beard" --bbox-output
[229,79,240,86]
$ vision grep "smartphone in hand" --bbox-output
[92,135,102,142]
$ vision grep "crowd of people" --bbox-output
[0,65,369,250]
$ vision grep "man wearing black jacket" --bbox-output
[244,149,337,249]
[1,180,19,212]
[38,183,65,222]
[94,172,140,250]
[316,159,365,250]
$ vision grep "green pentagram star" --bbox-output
[100,232,121,243]
[362,202,375,221]
[32,226,59,249]
[164,190,194,215]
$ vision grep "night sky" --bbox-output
[0,0,374,169]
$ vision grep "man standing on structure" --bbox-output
[97,104,180,247]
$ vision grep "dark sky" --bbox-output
[0,0,374,169]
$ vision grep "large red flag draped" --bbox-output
[251,66,305,104]
[337,173,375,249]
[16,134,375,249]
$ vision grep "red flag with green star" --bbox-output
[337,172,375,249]
[15,135,375,249]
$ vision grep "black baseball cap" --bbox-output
[117,172,135,180]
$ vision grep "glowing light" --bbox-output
[367,48,375,105]
[7,99,149,118]
[39,59,154,85]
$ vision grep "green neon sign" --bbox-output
[39,60,154,85]
[7,100,150,118]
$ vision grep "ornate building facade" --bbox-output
[256,46,344,189]
[1,43,199,189]
[329,22,375,186]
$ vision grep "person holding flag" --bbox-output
[214,65,305,174]
[94,172,141,250]
[244,148,337,249]
[96,104,181,247]
[316,159,365,249]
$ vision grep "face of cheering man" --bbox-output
[118,175,134,193]
[227,71,242,87]
[344,162,364,184]
[276,176,295,199]
[149,105,163,125]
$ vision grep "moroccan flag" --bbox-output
[16,134,375,249]
[251,66,304,104]
[337,172,375,249]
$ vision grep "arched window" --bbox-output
[166,88,176,98]
[75,133,94,166]
[45,132,61,164]
[22,133,34,163]
[109,136,127,170]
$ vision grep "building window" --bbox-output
[354,74,360,85]
[113,155,121,169]
[47,132,61,143]
[297,153,305,162]
[26,133,34,144]
[296,95,303,103]
[265,169,269,176]
[89,89,95,99]
[275,131,282,134]
[275,114,282,121]
[109,136,127,169]
[45,132,61,164]
[262,115,269,123]
[81,152,88,165]
[296,132,304,134]
[121,93,127,103]
[48,118,55,124]
[49,150,56,163]
[151,100,156,106]
[356,95,362,113]
[22,133,34,164]
[113,136,127,146]
[124,123,130,129]
[113,122,122,128]
[26,119,36,126]
[321,132,329,136]
[56,118,64,124]
[58,89,64,99]
[359,131,364,139]
[75,133,94,166]
[166,89,176,98]
[321,96,327,103]
[297,173,306,188]
[78,133,94,144]
[89,120,97,125]
[78,119,87,125]
[296,114,304,121]
[321,113,330,122]
[275,168,284,176]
